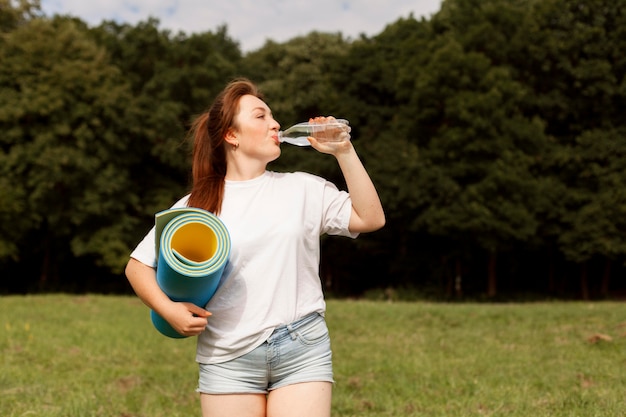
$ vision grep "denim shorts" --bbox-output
[197,313,333,394]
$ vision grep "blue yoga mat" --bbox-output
[151,207,231,338]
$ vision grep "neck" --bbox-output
[225,156,267,181]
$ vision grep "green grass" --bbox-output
[1,295,625,416]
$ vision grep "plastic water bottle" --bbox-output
[279,119,351,147]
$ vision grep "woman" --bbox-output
[125,78,385,417]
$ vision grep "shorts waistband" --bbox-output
[269,313,322,343]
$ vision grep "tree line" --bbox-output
[1,0,625,299]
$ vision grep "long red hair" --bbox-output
[187,78,262,214]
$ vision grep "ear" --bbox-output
[224,128,238,147]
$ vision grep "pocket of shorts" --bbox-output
[295,317,330,346]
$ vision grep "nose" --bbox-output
[271,116,280,130]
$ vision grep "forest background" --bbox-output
[1,0,625,300]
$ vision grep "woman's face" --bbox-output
[232,94,281,162]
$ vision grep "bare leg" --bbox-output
[267,382,332,417]
[200,393,267,417]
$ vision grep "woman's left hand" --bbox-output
[307,116,352,155]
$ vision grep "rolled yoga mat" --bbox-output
[151,207,231,338]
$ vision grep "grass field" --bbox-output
[1,295,625,416]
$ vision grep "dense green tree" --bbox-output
[560,130,626,259]
[512,0,626,296]
[320,3,548,295]
[0,0,40,264]
[516,0,626,137]
[90,19,218,178]
[0,16,140,288]
[342,1,547,296]
[556,128,626,298]
[411,39,547,296]
[326,16,434,291]
[0,0,41,32]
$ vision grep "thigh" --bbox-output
[267,381,332,417]
[197,343,269,395]
[200,393,266,417]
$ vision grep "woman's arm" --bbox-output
[307,118,385,233]
[334,144,386,233]
[125,258,210,336]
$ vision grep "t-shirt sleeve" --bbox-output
[128,194,191,268]
[321,180,359,239]
[129,226,157,267]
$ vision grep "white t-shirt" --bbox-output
[130,170,357,364]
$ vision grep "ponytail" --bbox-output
[187,78,261,214]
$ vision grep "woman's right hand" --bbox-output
[126,258,212,337]
[161,301,211,337]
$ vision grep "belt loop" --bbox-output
[286,324,298,340]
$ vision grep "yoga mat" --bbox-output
[150,207,231,338]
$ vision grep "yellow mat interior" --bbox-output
[170,222,217,262]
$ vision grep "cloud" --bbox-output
[40,0,443,52]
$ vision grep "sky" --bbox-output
[40,0,443,52]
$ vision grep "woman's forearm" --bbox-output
[335,145,385,233]
[125,258,171,313]
[125,258,211,336]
